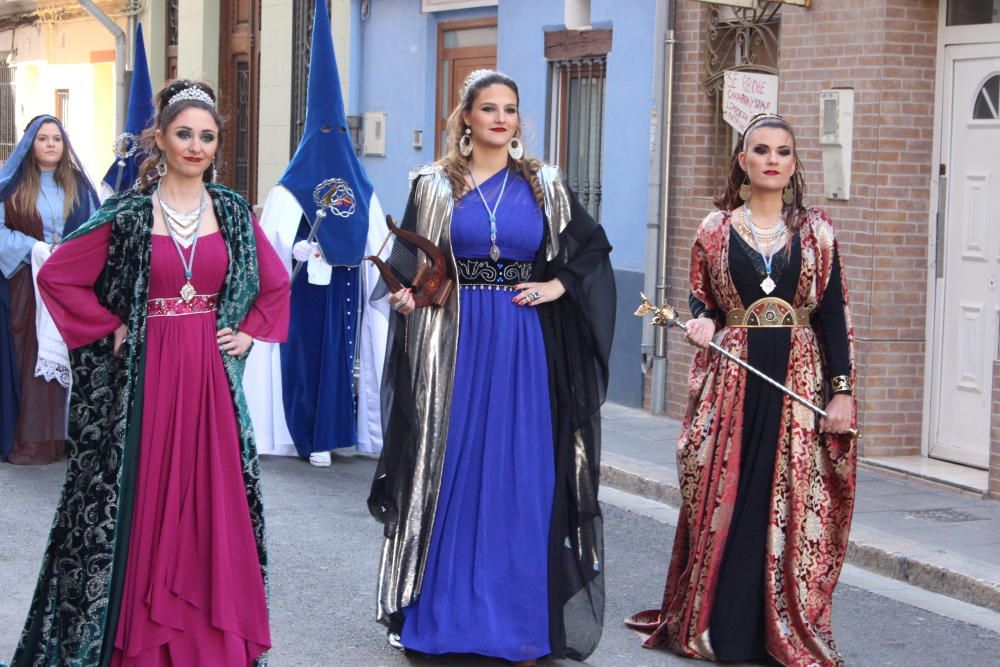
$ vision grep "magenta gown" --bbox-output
[38,221,289,666]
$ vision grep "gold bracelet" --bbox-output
[831,375,851,393]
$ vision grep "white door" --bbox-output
[930,43,1000,468]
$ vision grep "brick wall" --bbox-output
[656,0,939,458]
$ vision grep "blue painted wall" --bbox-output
[352,0,661,406]
[356,0,496,218]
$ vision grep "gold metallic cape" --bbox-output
[370,164,610,660]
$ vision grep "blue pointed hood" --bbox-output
[102,23,154,192]
[277,0,371,266]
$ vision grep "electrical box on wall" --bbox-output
[819,89,854,201]
[363,112,387,157]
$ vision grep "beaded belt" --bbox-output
[726,297,811,327]
[147,293,220,318]
[456,257,533,291]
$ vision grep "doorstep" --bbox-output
[860,455,990,499]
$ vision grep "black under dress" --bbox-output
[690,228,850,663]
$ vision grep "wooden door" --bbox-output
[218,0,261,205]
[435,19,497,158]
[930,42,1000,468]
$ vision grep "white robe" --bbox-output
[243,185,390,457]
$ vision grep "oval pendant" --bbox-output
[489,244,501,262]
[180,281,197,302]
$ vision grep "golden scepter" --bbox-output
[635,293,859,439]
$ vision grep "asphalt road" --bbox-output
[2,454,998,666]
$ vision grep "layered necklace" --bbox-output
[156,187,207,302]
[741,206,787,295]
[158,188,209,248]
[469,167,510,262]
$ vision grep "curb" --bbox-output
[600,453,1000,614]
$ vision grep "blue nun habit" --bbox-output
[278,0,373,457]
[0,115,99,459]
[102,23,155,194]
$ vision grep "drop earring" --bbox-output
[739,175,752,202]
[156,156,168,178]
[507,137,523,160]
[459,128,473,157]
[782,183,795,206]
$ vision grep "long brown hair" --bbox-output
[714,114,807,229]
[439,71,544,206]
[138,79,225,191]
[12,120,80,220]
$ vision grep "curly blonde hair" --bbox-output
[439,71,545,207]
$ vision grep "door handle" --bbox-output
[936,165,946,280]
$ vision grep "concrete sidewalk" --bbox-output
[599,402,1000,614]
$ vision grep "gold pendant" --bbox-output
[180,281,196,302]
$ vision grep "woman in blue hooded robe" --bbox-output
[0,115,99,463]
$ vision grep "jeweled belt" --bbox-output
[726,297,811,327]
[456,257,533,291]
[147,293,220,318]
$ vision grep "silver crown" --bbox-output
[167,86,216,109]
[462,69,506,96]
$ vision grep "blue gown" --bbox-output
[401,170,554,661]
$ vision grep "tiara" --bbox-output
[462,69,506,96]
[741,113,786,148]
[167,86,215,109]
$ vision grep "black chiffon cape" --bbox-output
[369,182,615,660]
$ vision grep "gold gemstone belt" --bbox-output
[147,293,220,318]
[726,297,811,327]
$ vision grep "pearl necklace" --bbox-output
[742,206,786,295]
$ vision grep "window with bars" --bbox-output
[703,3,781,183]
[0,59,14,165]
[55,89,70,125]
[549,58,606,221]
[290,0,332,154]
[166,0,178,79]
[544,28,611,223]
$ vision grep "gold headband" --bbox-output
[741,113,786,150]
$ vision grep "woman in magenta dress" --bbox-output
[9,80,289,666]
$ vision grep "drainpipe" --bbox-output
[79,0,126,134]
[649,0,676,415]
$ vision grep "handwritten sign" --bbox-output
[723,70,779,133]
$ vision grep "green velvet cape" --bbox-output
[9,184,267,667]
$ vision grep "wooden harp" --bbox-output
[366,215,454,308]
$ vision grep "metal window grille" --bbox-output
[55,89,70,125]
[0,59,14,165]
[234,62,251,199]
[290,0,331,154]
[166,0,178,79]
[548,57,606,222]
[703,3,781,184]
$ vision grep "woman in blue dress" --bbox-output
[0,115,99,463]
[369,70,615,664]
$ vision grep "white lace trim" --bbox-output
[35,358,71,389]
[31,243,73,390]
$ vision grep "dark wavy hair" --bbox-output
[138,79,225,191]
[714,114,807,229]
